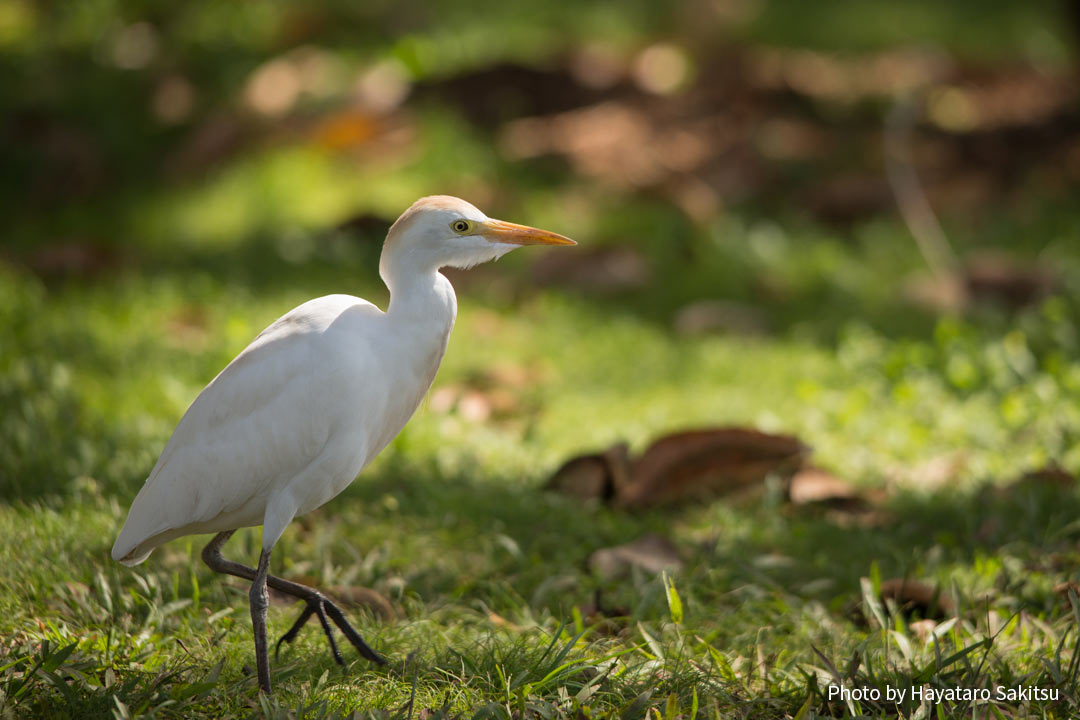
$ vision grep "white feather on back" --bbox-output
[112,295,386,564]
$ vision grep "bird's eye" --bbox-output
[451,220,471,234]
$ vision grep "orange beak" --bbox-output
[481,219,576,246]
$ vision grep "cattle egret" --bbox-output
[111,196,575,693]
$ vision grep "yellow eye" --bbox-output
[451,219,471,234]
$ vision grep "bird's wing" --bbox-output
[112,295,382,563]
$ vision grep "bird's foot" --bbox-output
[274,593,386,668]
[275,596,343,665]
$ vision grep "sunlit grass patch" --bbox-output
[3,236,1080,716]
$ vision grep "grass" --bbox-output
[3,191,1080,716]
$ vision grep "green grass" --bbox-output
[3,190,1080,716]
[4,137,1080,717]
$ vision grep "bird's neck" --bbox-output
[384,265,458,328]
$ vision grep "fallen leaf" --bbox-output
[463,362,544,390]
[850,578,954,628]
[962,251,1056,309]
[878,579,954,620]
[488,612,525,631]
[588,533,683,579]
[428,364,543,423]
[428,386,459,414]
[786,467,891,527]
[992,464,1075,503]
[576,590,631,635]
[576,590,630,620]
[458,391,493,423]
[616,427,808,509]
[889,452,967,492]
[909,618,940,642]
[1016,464,1074,488]
[787,467,860,504]
[1054,581,1080,612]
[544,444,630,502]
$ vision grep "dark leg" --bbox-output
[250,546,272,693]
[201,531,385,672]
[275,597,342,664]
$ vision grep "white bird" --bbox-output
[111,196,575,693]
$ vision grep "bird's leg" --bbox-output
[250,546,273,694]
[201,531,385,670]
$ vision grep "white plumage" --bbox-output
[110,195,574,694]
[113,295,388,564]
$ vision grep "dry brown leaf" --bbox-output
[909,618,940,642]
[963,251,1056,309]
[427,364,543,423]
[488,611,525,631]
[616,427,808,509]
[1017,465,1075,488]
[993,464,1075,503]
[851,578,954,627]
[1054,581,1080,610]
[787,468,892,527]
[576,590,631,635]
[788,467,860,504]
[463,363,545,390]
[878,578,954,620]
[588,533,683,579]
[889,452,968,492]
[457,391,494,423]
[428,386,460,414]
[544,444,630,502]
[905,252,1059,314]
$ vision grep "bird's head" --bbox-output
[381,196,575,278]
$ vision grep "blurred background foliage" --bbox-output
[1,0,1079,497]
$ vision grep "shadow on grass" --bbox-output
[338,459,1080,626]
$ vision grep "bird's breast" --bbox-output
[320,313,452,469]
